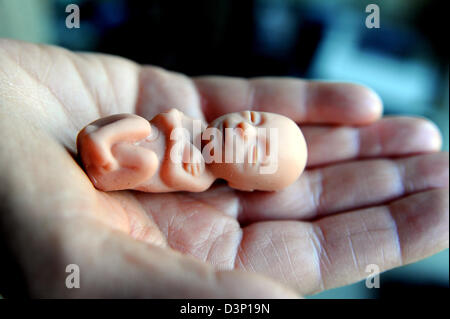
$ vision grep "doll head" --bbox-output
[205,111,307,191]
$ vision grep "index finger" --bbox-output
[194,76,383,125]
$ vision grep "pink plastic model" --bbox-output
[76,109,307,192]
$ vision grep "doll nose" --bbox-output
[236,121,256,140]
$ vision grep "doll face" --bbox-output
[206,111,307,191]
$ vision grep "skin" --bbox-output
[76,109,307,192]
[0,39,448,298]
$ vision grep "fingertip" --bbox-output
[362,86,383,122]
[306,81,383,125]
[347,83,383,124]
[415,118,443,151]
[395,117,443,153]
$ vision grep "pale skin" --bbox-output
[76,109,307,192]
[0,39,448,298]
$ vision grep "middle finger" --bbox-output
[237,152,449,223]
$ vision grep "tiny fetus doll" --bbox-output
[76,109,307,192]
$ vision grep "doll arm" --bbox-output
[76,114,159,191]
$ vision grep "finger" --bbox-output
[45,218,300,298]
[302,116,443,167]
[237,152,449,222]
[235,188,448,295]
[194,76,383,124]
[136,66,206,121]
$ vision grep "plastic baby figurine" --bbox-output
[76,109,307,192]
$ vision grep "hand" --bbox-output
[0,39,447,298]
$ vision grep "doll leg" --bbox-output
[76,114,159,191]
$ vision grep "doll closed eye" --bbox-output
[245,111,262,125]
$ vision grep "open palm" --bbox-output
[0,39,447,298]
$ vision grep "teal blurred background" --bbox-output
[0,0,448,298]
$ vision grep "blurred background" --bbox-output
[0,0,448,298]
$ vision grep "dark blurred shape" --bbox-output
[96,0,254,76]
[53,0,448,113]
[415,0,448,65]
[55,0,327,77]
[359,26,418,58]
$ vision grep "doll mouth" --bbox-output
[249,144,259,167]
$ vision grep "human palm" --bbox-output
[0,39,447,298]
